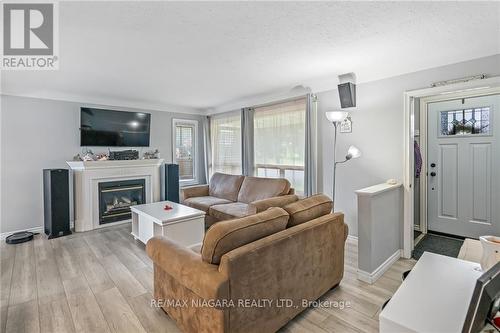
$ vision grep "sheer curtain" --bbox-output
[254,98,307,194]
[210,111,242,176]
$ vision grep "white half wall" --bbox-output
[356,182,403,282]
[317,54,500,236]
[0,96,206,234]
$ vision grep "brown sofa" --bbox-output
[146,194,348,333]
[181,173,298,228]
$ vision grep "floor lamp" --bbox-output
[326,111,361,210]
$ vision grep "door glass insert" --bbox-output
[440,107,490,136]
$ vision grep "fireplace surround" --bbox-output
[67,159,163,232]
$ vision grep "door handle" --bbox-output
[430,172,437,177]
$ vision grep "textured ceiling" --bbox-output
[2,1,499,113]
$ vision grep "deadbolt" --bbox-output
[430,163,436,168]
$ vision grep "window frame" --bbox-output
[172,118,199,186]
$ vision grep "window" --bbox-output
[210,112,242,175]
[440,107,490,136]
[254,98,306,194]
[173,119,198,184]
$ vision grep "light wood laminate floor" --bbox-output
[0,224,415,333]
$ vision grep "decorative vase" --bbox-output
[479,236,500,271]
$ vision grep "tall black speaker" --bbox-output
[164,164,180,203]
[43,169,71,239]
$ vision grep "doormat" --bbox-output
[412,234,464,260]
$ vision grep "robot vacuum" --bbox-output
[5,231,36,244]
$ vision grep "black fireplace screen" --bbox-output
[98,179,145,224]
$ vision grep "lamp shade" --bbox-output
[325,111,348,123]
[346,145,361,160]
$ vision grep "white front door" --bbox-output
[427,94,500,238]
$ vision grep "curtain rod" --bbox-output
[208,93,315,118]
[248,94,311,110]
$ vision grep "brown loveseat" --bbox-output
[146,194,348,333]
[181,173,298,228]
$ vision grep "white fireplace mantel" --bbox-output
[67,159,164,171]
[67,159,164,232]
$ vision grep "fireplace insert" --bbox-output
[98,179,145,224]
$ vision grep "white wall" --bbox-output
[0,95,206,234]
[317,54,500,236]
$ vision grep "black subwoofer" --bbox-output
[43,169,72,239]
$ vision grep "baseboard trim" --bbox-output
[357,249,401,284]
[0,226,44,241]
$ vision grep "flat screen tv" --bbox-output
[80,108,151,147]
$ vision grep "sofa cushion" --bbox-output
[209,173,245,202]
[184,196,232,213]
[201,207,289,264]
[209,202,256,221]
[283,194,332,228]
[237,176,291,204]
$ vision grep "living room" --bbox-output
[1,1,500,333]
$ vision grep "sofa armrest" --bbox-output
[249,194,299,213]
[180,184,209,201]
[146,237,228,300]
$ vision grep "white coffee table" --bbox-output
[130,201,205,248]
[379,252,482,333]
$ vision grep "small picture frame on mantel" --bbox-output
[340,117,352,133]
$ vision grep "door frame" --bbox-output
[402,76,500,259]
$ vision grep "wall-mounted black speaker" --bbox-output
[43,169,72,239]
[338,82,356,108]
[163,164,180,203]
